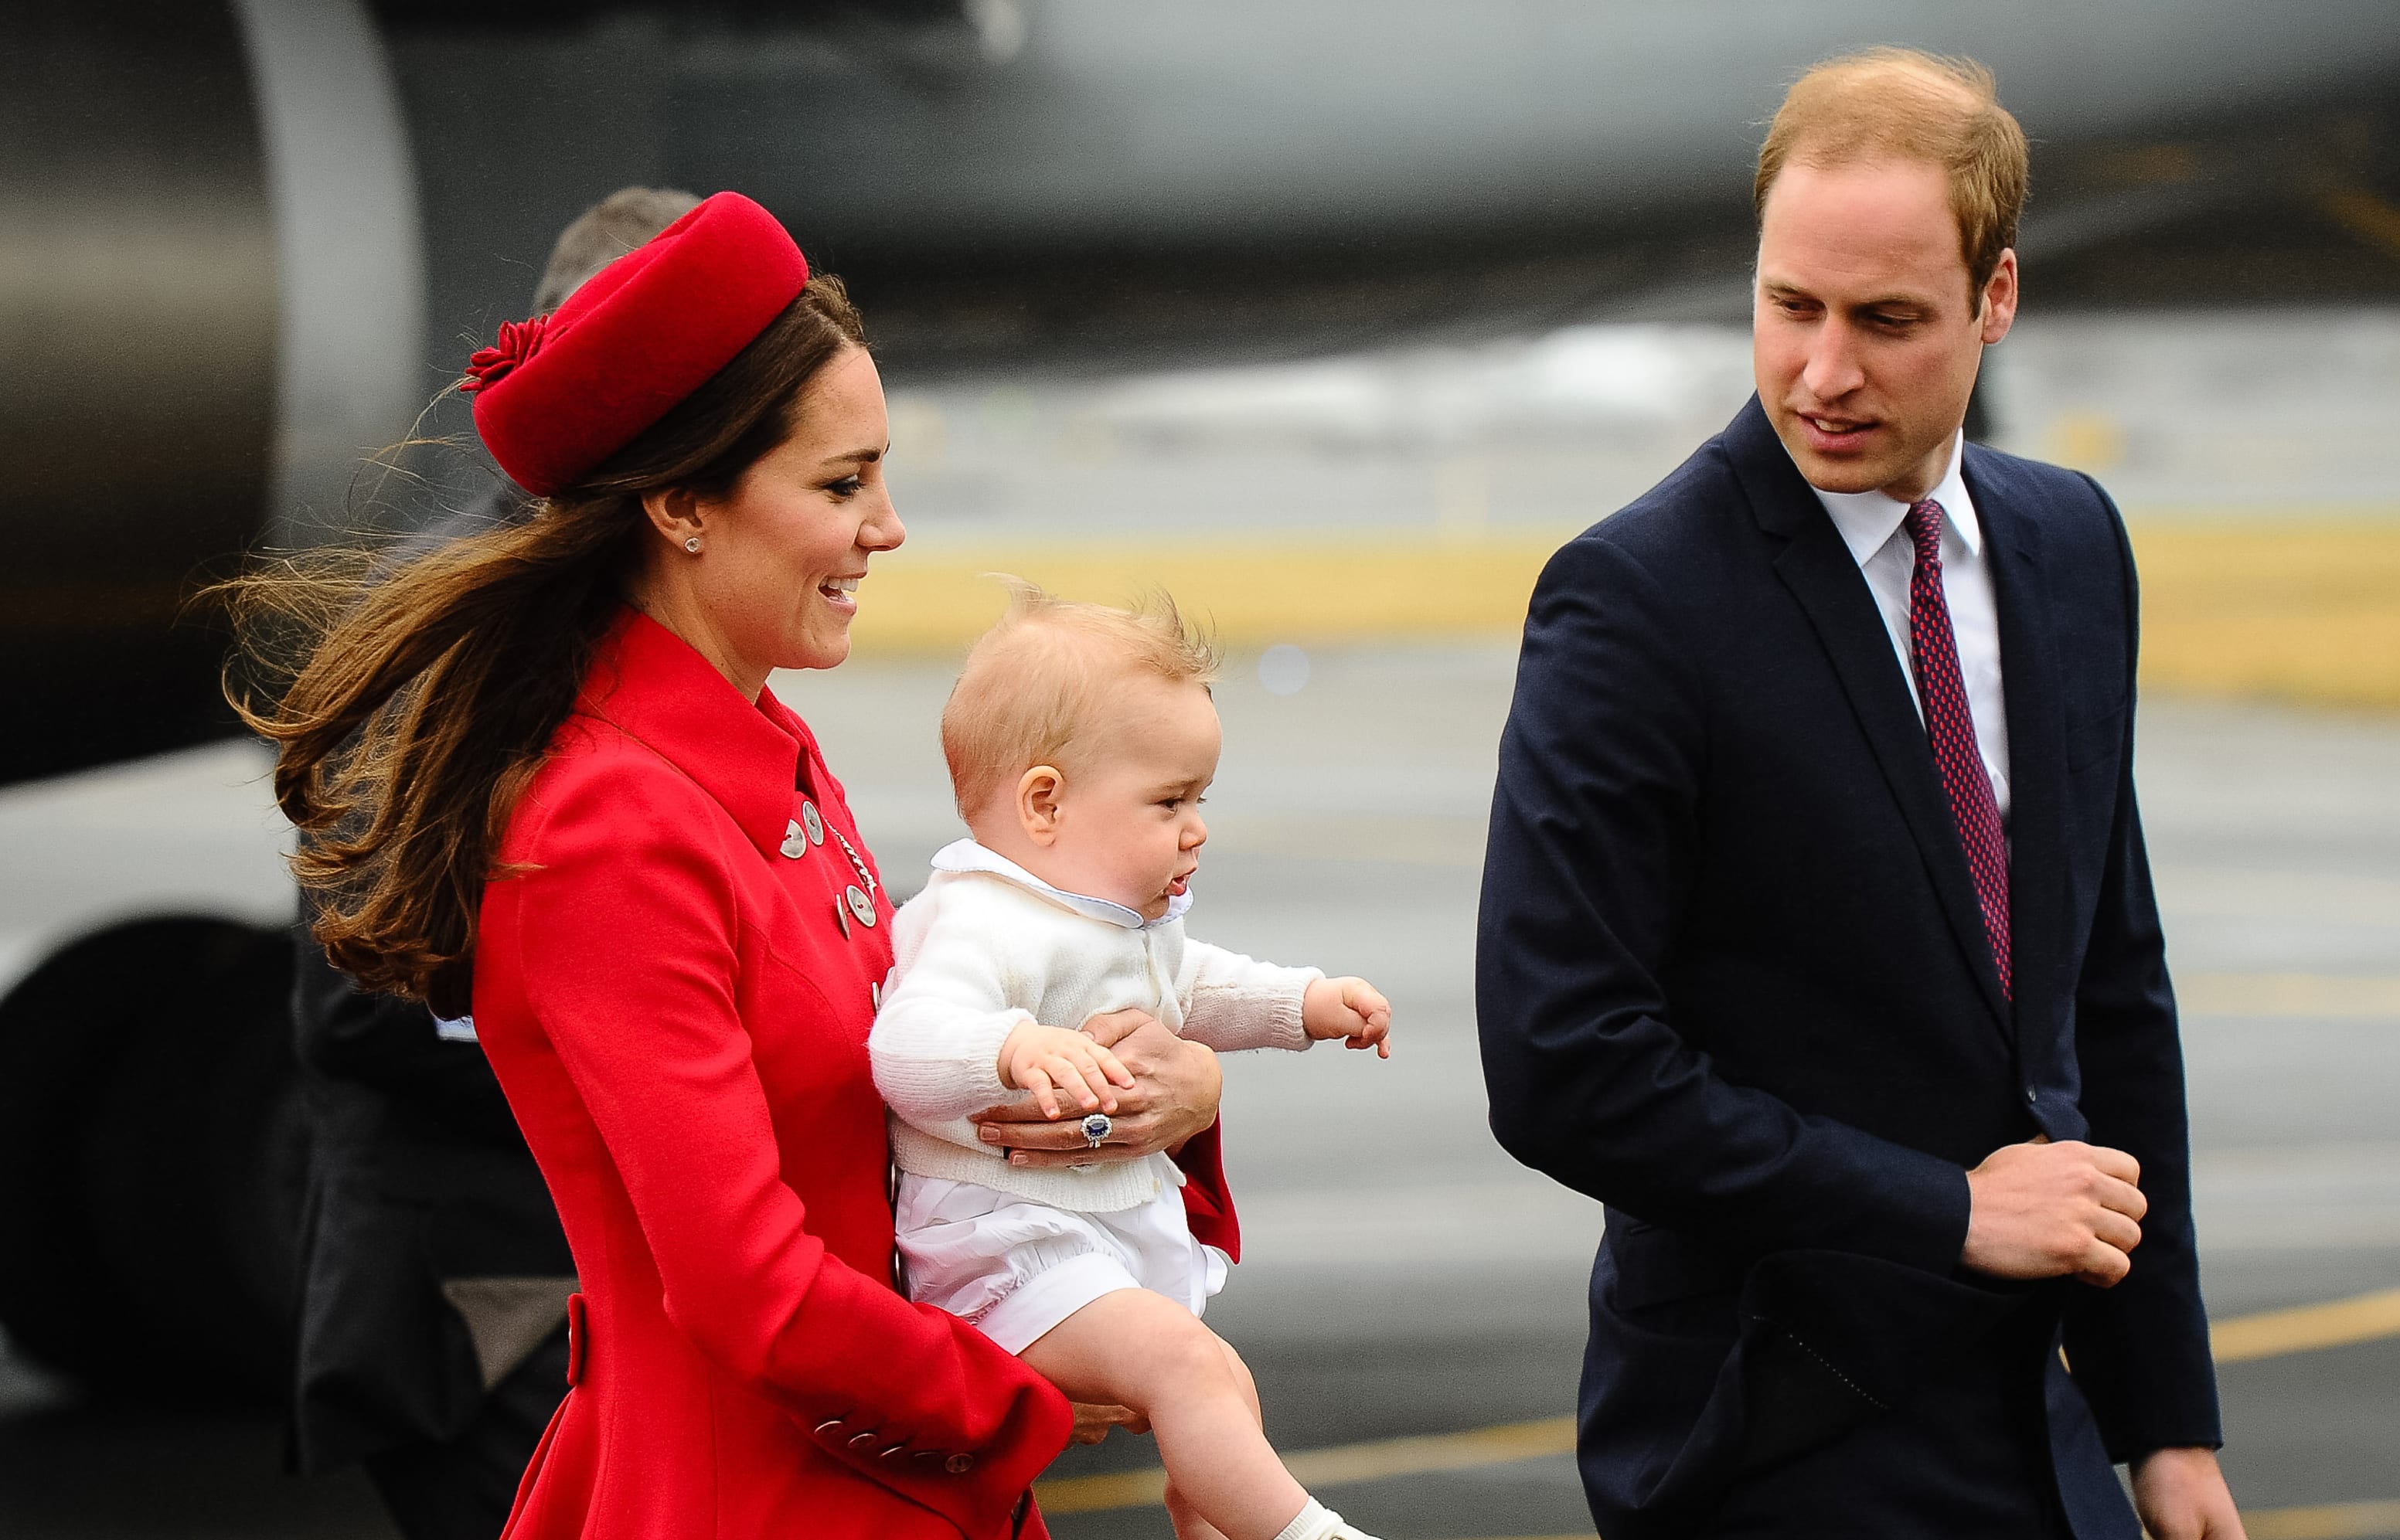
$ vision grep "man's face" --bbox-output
[1753,156,2016,502]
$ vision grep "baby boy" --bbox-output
[870,584,1391,1540]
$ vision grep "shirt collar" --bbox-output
[1803,430,1982,569]
[929,838,1193,930]
[575,607,809,862]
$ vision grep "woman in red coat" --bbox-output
[234,192,1224,1538]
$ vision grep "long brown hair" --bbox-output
[224,277,865,1016]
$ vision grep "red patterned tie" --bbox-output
[1905,499,2010,998]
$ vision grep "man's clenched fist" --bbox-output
[1962,1138,2147,1287]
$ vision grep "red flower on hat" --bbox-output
[460,315,548,395]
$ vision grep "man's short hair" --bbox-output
[1754,49,2028,305]
[941,580,1220,819]
[531,186,705,312]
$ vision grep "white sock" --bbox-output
[1271,1498,1339,1540]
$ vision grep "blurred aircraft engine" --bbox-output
[0,7,274,790]
[0,0,419,792]
[0,0,417,1401]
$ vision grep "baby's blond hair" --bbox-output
[941,579,1220,819]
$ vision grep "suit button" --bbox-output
[945,1452,975,1474]
[848,1430,880,1450]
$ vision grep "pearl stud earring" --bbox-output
[683,536,701,553]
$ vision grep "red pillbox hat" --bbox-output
[463,191,810,496]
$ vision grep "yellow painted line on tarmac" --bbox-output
[847,518,2400,711]
[2245,1499,2400,1540]
[847,533,1567,655]
[1029,1466,1167,1512]
[1035,1288,2400,1514]
[2180,973,2400,1018]
[1034,1416,1576,1512]
[2213,1287,2400,1364]
[2133,518,2400,712]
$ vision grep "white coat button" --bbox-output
[802,801,825,845]
[834,896,851,938]
[781,820,806,859]
[846,886,877,928]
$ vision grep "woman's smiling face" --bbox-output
[637,344,904,695]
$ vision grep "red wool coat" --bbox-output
[474,611,1073,1538]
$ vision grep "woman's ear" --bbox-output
[639,485,706,550]
[1016,765,1065,846]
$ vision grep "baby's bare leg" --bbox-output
[1022,1289,1306,1540]
[1164,1336,1266,1540]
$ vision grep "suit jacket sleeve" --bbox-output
[2058,484,2224,1457]
[1478,532,1969,1272]
[289,921,524,1147]
[509,767,1068,1528]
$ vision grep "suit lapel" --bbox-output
[1724,399,2012,1036]
[1963,448,2067,1040]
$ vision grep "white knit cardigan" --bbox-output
[870,839,1320,1212]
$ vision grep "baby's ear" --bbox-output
[1015,763,1066,844]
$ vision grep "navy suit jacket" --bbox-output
[1477,398,2221,1536]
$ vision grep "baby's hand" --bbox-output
[997,1021,1138,1119]
[1302,977,1392,1057]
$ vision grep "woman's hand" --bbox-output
[1068,1402,1151,1446]
[972,1013,1221,1168]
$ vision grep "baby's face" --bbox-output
[1037,675,1220,922]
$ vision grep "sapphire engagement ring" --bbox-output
[1080,1112,1113,1149]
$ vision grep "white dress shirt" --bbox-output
[1805,432,2012,821]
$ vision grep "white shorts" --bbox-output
[894,1174,1231,1355]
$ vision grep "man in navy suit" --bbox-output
[1478,50,2244,1539]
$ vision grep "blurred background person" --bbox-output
[285,186,700,1540]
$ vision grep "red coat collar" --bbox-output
[576,608,819,862]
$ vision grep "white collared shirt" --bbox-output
[1805,432,2011,821]
[927,838,1194,931]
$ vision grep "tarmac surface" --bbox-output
[4,645,2396,1538]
